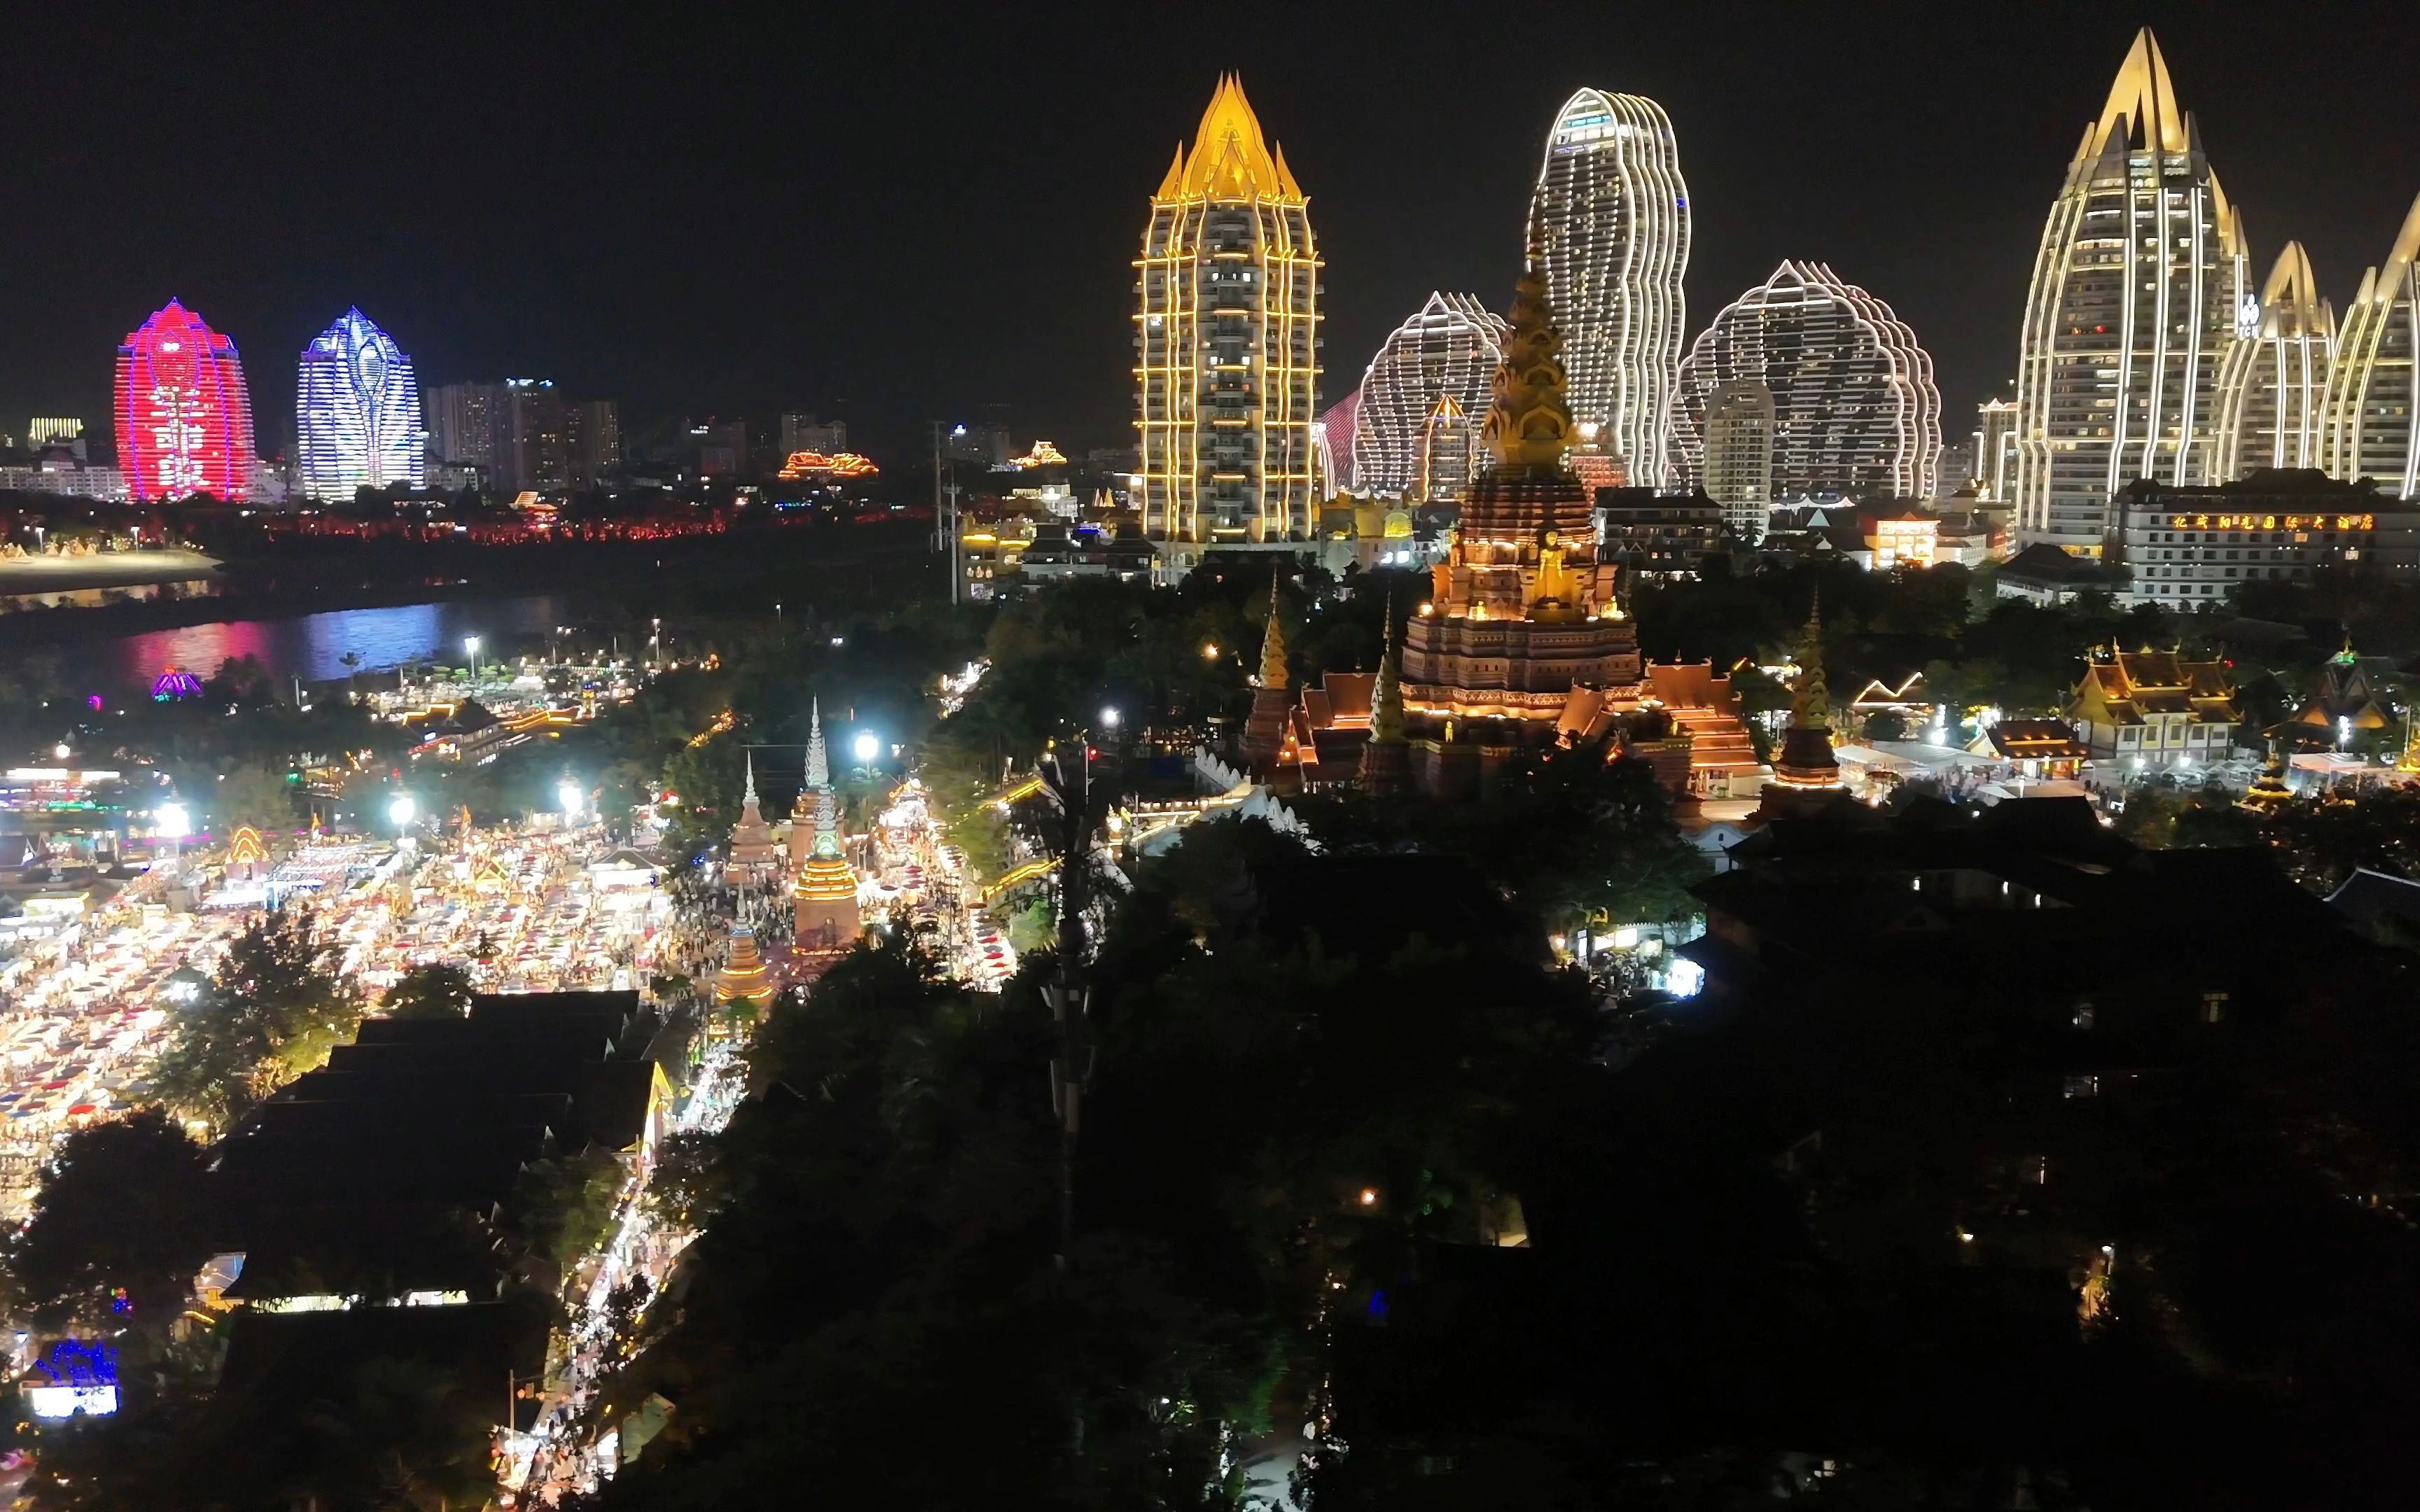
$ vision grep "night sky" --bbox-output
[4,3,2414,466]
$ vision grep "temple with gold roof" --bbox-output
[711,924,779,1015]
[791,701,863,951]
[1397,262,1653,796]
[728,752,781,871]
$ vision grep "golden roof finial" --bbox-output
[1480,258,1573,472]
[1370,597,1404,744]
[1258,568,1289,690]
[1176,74,1295,202]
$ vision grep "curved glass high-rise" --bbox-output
[297,308,427,500]
[1134,75,1321,547]
[1702,377,1776,540]
[113,299,255,502]
[1349,292,1507,500]
[2213,244,2334,479]
[2319,191,2420,497]
[1528,89,1690,489]
[1671,260,1942,504]
[2012,29,2249,550]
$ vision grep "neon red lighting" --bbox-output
[114,300,256,502]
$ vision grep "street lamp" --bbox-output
[1099,706,1121,731]
[852,731,880,766]
[464,636,482,689]
[558,779,584,818]
[389,794,417,828]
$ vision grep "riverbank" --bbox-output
[3,523,943,648]
[0,549,223,613]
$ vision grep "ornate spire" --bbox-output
[1370,603,1405,745]
[1792,592,1832,732]
[1258,570,1289,690]
[1480,260,1575,472]
[806,699,830,790]
[812,785,842,860]
[742,749,760,806]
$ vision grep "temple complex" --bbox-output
[791,701,863,951]
[728,752,780,869]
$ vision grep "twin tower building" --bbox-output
[1141,37,2420,559]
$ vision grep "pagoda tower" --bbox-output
[790,700,830,869]
[728,751,780,869]
[1241,570,1293,769]
[1769,595,1842,790]
[1357,606,1410,795]
[1398,259,1645,792]
[711,923,779,1015]
[792,702,862,950]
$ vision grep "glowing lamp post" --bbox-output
[558,779,585,820]
[851,731,880,776]
[389,794,417,830]
[155,802,190,874]
[464,636,482,690]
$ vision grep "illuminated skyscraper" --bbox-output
[1672,261,1942,503]
[1528,88,1690,489]
[2012,29,2249,551]
[1134,75,1321,552]
[1315,389,1361,494]
[113,300,255,502]
[1973,398,2019,502]
[1701,378,1775,540]
[2214,243,2335,478]
[1349,292,1506,500]
[296,308,426,500]
[2319,192,2420,496]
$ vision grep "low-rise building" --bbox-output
[2114,470,2420,606]
[2069,648,2243,766]
[1593,487,1732,582]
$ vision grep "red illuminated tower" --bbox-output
[114,300,255,501]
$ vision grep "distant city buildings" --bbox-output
[945,423,1015,467]
[1348,293,1505,503]
[1698,378,1774,541]
[2012,31,2248,552]
[295,308,426,500]
[1314,391,1361,494]
[1135,76,1321,555]
[2318,192,2420,497]
[1528,88,1691,489]
[426,380,616,493]
[1972,398,2018,503]
[1671,260,1942,511]
[781,414,847,457]
[27,418,83,451]
[114,300,255,502]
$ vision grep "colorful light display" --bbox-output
[777,451,879,481]
[296,308,426,499]
[150,666,203,701]
[113,300,255,501]
[1008,440,1069,469]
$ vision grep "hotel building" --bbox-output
[2318,191,2420,497]
[1528,89,1690,489]
[1134,76,1321,560]
[296,308,426,500]
[2212,245,2333,479]
[2012,29,2249,552]
[1671,261,1942,507]
[1349,293,1505,502]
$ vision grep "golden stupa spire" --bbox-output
[1258,568,1289,690]
[1480,259,1574,472]
[1370,601,1404,744]
[1175,74,1296,202]
[1792,591,1831,731]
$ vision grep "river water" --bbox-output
[92,594,574,687]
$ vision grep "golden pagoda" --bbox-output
[1357,606,1410,796]
[1398,259,1646,795]
[1241,569,1295,771]
[791,702,861,951]
[2241,740,2295,812]
[711,923,778,1013]
[1769,595,1843,791]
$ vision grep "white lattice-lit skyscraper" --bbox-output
[1672,261,1942,505]
[1349,292,1506,500]
[296,308,425,499]
[2012,29,2249,551]
[2214,243,2334,479]
[2319,192,2420,496]
[1134,76,1321,550]
[1528,88,1690,489]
